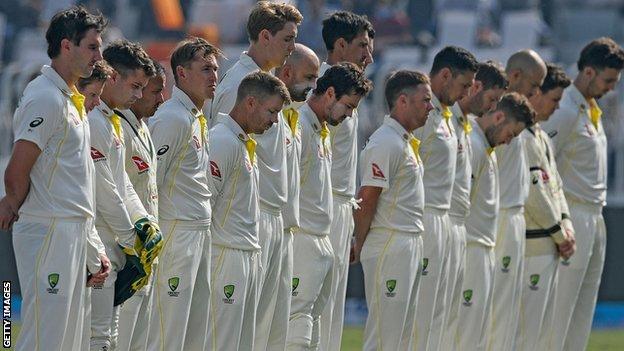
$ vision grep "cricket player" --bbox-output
[0,7,107,351]
[540,37,624,351]
[78,60,114,112]
[115,59,165,351]
[317,12,375,351]
[488,50,546,351]
[147,37,222,351]
[441,61,508,351]
[457,93,534,350]
[287,63,372,350]
[413,45,478,351]
[209,1,302,126]
[262,43,319,351]
[515,63,576,351]
[208,72,290,351]
[352,70,432,350]
[88,40,157,351]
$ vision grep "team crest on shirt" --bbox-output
[422,258,429,276]
[131,156,150,174]
[223,284,235,304]
[47,273,60,294]
[292,277,300,296]
[168,277,180,297]
[371,163,386,180]
[501,256,511,273]
[385,279,397,297]
[210,161,222,179]
[463,289,473,306]
[90,147,106,162]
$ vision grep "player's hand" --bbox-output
[0,197,18,230]
[87,253,111,287]
[557,230,576,260]
[350,240,362,264]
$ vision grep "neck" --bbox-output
[458,98,470,116]
[307,95,326,124]
[100,89,118,110]
[50,58,79,91]
[246,45,273,72]
[430,83,446,107]
[390,111,414,132]
[573,76,592,99]
[177,84,204,110]
[326,51,342,65]
[130,107,144,121]
[229,106,252,134]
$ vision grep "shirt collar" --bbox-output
[431,93,444,113]
[172,85,203,118]
[384,115,411,141]
[319,62,331,76]
[568,84,590,112]
[41,65,73,97]
[118,108,141,127]
[219,113,252,142]
[299,103,323,134]
[239,52,263,72]
[451,102,466,123]
[472,116,492,148]
[95,100,114,118]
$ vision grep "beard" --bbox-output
[289,83,313,102]
[484,124,498,147]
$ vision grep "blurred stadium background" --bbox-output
[1,0,624,349]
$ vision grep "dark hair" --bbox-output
[247,1,302,42]
[313,62,373,99]
[103,40,155,78]
[541,63,571,93]
[170,37,223,84]
[476,61,508,90]
[236,71,291,105]
[77,60,113,89]
[430,46,479,76]
[46,6,108,58]
[577,37,624,72]
[495,92,535,126]
[152,59,165,77]
[385,70,430,110]
[322,11,375,51]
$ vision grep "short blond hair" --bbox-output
[247,1,302,42]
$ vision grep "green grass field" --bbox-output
[5,324,624,350]
[339,327,624,351]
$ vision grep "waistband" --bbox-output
[159,219,211,230]
[500,206,524,215]
[424,207,449,216]
[292,227,328,237]
[17,214,93,225]
[567,197,603,214]
[368,228,422,237]
[260,203,282,216]
[332,192,361,209]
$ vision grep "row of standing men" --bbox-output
[3,3,624,351]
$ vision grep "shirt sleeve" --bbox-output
[359,139,393,189]
[89,116,135,245]
[149,111,187,191]
[122,170,149,222]
[207,131,237,210]
[86,224,105,273]
[540,106,577,157]
[13,93,63,150]
[524,154,561,232]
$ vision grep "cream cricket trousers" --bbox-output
[208,244,260,351]
[266,228,294,351]
[515,243,558,351]
[13,216,90,351]
[548,200,606,351]
[438,216,467,351]
[116,261,156,351]
[487,207,525,351]
[147,220,211,351]
[320,195,355,351]
[286,231,334,350]
[254,208,286,351]
[360,229,423,351]
[456,243,495,351]
[90,224,124,350]
[414,207,450,351]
